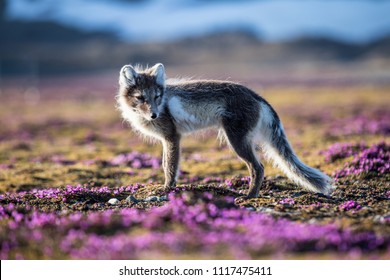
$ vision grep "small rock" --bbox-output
[373,213,390,223]
[158,195,168,202]
[107,198,119,205]
[246,207,256,212]
[125,195,140,203]
[373,215,384,223]
[144,196,159,202]
[257,207,275,213]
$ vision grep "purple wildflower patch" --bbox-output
[339,200,362,211]
[320,142,367,163]
[327,115,390,136]
[333,142,389,178]
[109,151,160,169]
[1,191,388,259]
[1,185,140,203]
[223,176,250,188]
[0,164,14,170]
[278,198,295,205]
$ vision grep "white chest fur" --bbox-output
[120,104,163,140]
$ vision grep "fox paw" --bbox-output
[161,184,175,193]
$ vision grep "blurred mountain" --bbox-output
[0,19,117,75]
[0,0,6,21]
[6,0,390,43]
[0,19,389,77]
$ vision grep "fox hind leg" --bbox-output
[222,126,264,198]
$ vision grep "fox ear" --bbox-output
[151,63,165,87]
[120,65,137,85]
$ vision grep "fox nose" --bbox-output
[151,113,158,119]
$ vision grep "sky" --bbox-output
[6,0,390,43]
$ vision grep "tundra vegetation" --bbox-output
[0,79,389,259]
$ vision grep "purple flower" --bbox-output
[278,198,295,205]
[339,200,362,211]
[109,151,161,169]
[0,164,14,170]
[326,142,390,178]
[0,190,388,259]
[320,142,367,163]
[326,114,390,136]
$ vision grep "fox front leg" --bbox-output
[161,135,181,191]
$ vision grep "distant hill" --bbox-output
[5,0,390,43]
[0,20,116,43]
[0,20,117,75]
[1,19,389,76]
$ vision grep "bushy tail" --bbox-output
[263,122,334,195]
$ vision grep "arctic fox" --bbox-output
[117,63,333,198]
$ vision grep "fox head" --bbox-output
[118,63,166,120]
